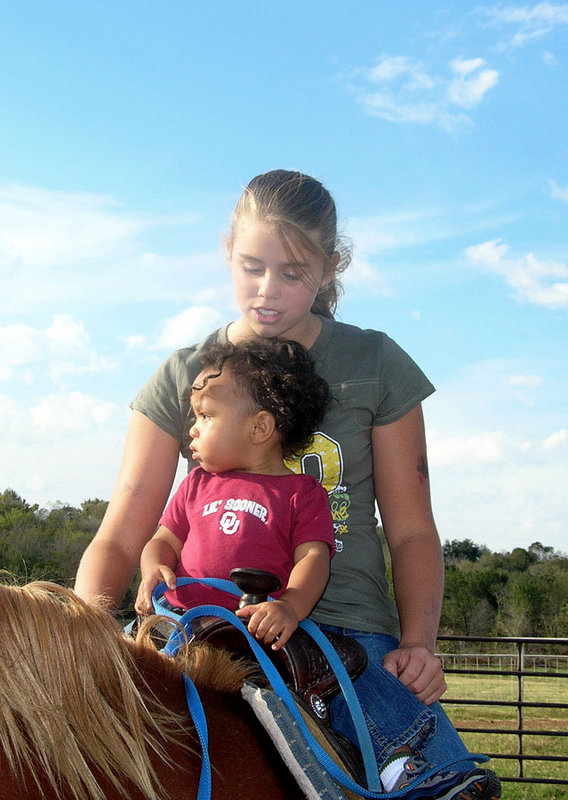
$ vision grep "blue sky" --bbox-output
[1,1,566,555]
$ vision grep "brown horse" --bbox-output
[0,580,316,800]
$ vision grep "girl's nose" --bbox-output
[258,271,280,300]
[189,421,198,438]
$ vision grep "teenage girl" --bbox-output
[75,170,501,800]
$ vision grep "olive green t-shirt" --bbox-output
[131,317,435,636]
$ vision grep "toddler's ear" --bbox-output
[251,410,276,444]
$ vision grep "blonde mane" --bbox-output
[0,581,251,800]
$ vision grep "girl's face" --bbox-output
[228,220,332,348]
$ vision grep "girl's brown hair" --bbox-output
[229,169,352,318]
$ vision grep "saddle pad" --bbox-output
[241,682,360,800]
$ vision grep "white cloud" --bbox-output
[345,54,498,132]
[123,335,147,350]
[542,49,559,65]
[487,3,568,48]
[342,252,391,294]
[46,315,116,380]
[0,324,42,370]
[367,55,434,87]
[465,238,568,307]
[0,395,126,506]
[0,314,115,384]
[549,179,568,202]
[447,58,499,108]
[0,183,219,316]
[0,390,117,443]
[425,364,567,553]
[432,451,567,553]
[508,374,544,388]
[429,429,508,465]
[0,184,145,268]
[30,392,117,439]
[542,428,568,449]
[154,306,224,350]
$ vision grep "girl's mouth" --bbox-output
[254,308,282,322]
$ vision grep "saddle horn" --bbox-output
[229,568,282,609]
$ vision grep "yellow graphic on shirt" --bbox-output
[286,431,351,548]
[285,431,343,493]
[330,491,351,537]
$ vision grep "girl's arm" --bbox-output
[135,526,183,615]
[372,403,447,705]
[236,540,330,649]
[74,411,180,610]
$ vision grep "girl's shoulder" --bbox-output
[164,327,227,371]
[318,316,390,347]
[314,317,401,367]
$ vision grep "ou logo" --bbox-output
[219,511,240,535]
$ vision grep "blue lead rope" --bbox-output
[152,577,381,792]
[150,578,487,800]
[182,673,211,800]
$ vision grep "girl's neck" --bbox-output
[228,313,322,349]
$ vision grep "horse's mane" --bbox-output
[0,580,252,800]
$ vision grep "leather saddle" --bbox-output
[188,568,368,726]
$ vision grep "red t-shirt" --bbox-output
[160,467,334,610]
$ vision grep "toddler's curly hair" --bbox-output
[194,338,331,459]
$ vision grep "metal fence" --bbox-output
[437,635,568,789]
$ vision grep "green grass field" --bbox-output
[441,673,568,799]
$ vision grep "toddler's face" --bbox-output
[189,368,257,474]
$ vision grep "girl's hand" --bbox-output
[236,599,299,650]
[134,566,177,616]
[382,645,447,705]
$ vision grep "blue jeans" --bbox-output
[317,624,475,772]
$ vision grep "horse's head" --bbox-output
[0,581,192,800]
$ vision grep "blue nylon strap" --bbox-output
[151,579,381,790]
[163,602,386,796]
[151,578,380,787]
[298,616,380,787]
[182,673,212,800]
[151,576,241,619]
[150,579,488,798]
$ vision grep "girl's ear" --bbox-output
[320,251,340,288]
[250,410,276,444]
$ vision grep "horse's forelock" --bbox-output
[0,581,190,800]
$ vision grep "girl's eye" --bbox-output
[284,271,301,281]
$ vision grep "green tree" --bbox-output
[443,538,485,563]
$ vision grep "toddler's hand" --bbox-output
[236,599,299,650]
[135,567,177,616]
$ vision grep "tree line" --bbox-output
[2,488,567,635]
[0,489,135,619]
[439,537,568,639]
